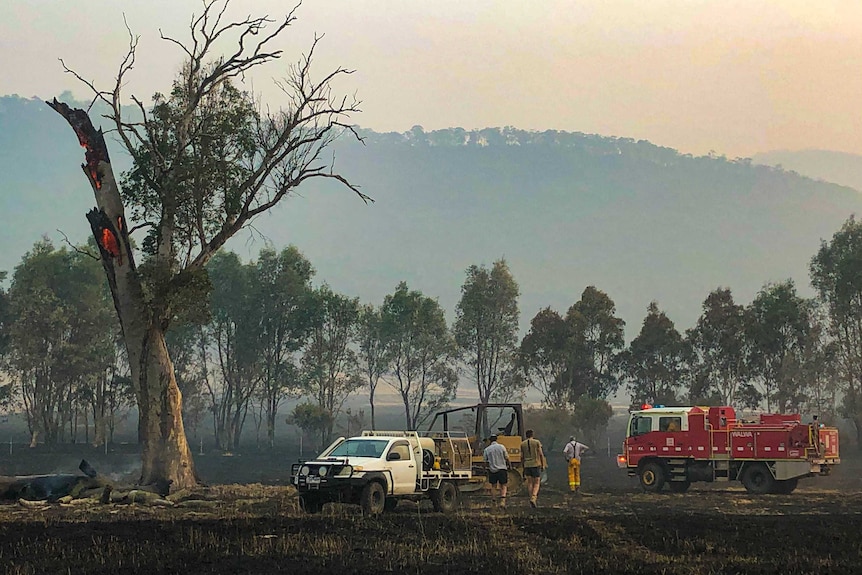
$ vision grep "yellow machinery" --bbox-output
[426,403,526,492]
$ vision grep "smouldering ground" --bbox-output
[1,484,861,574]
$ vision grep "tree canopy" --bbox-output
[453,259,521,403]
[47,0,365,487]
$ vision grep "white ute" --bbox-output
[291,431,473,515]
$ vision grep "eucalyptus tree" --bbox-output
[518,307,570,407]
[810,216,862,442]
[287,402,333,453]
[6,240,116,445]
[686,288,751,406]
[570,395,614,448]
[518,288,621,444]
[381,282,458,430]
[205,252,261,450]
[300,285,362,446]
[565,286,626,401]
[165,323,209,440]
[255,246,315,448]
[745,280,811,412]
[0,271,10,411]
[356,304,389,429]
[796,311,839,418]
[619,302,687,406]
[0,271,8,357]
[48,1,364,486]
[453,259,521,403]
[92,343,136,445]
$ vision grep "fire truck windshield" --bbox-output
[630,416,652,437]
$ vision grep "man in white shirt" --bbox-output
[563,436,589,493]
[483,435,510,507]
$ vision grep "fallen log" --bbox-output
[0,460,109,501]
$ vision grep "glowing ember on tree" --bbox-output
[47,99,109,190]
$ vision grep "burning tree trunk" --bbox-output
[47,1,364,488]
[47,101,197,488]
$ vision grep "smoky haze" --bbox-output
[1,1,860,159]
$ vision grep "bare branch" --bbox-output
[58,59,113,107]
[127,221,156,235]
[57,229,100,261]
[159,29,193,59]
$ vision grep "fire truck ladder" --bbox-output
[667,458,688,483]
[708,425,732,482]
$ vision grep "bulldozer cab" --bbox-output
[427,403,524,462]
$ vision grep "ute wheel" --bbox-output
[668,481,691,493]
[299,494,322,514]
[360,482,386,516]
[384,497,399,512]
[772,478,798,495]
[431,481,460,513]
[741,463,775,494]
[639,462,666,493]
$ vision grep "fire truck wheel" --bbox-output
[360,481,386,515]
[431,481,460,513]
[299,494,322,514]
[772,478,798,494]
[639,461,666,492]
[668,481,691,493]
[741,463,775,494]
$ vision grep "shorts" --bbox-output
[488,469,508,485]
[524,466,542,478]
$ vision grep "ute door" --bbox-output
[386,440,417,494]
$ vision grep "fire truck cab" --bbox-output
[618,405,840,494]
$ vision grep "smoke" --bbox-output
[105,465,140,483]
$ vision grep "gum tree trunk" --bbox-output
[48,100,197,489]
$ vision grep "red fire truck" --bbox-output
[617,405,840,494]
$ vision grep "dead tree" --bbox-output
[48,0,365,489]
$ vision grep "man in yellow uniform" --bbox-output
[563,436,589,494]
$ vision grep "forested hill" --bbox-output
[752,149,862,193]
[1,94,860,334]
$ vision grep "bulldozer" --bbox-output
[426,403,526,493]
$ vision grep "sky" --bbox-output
[2,0,860,159]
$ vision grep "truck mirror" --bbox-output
[387,452,401,461]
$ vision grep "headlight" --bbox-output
[318,466,328,477]
[300,465,310,476]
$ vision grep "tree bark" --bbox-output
[48,100,197,489]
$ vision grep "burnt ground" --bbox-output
[1,448,862,574]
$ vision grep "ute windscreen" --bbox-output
[329,439,389,458]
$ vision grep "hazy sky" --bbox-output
[3,0,861,158]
